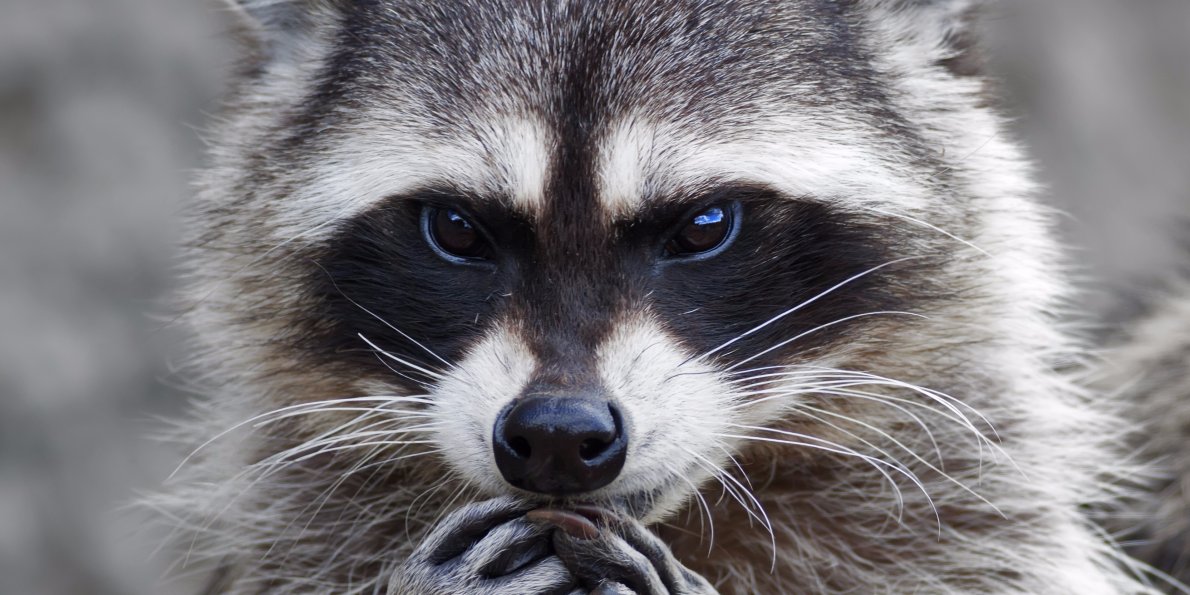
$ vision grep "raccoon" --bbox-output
[152,0,1167,593]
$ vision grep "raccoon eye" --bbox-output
[424,207,489,261]
[666,203,737,257]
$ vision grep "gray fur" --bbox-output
[1101,284,1190,590]
[146,1,1173,593]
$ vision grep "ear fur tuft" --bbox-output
[223,0,345,59]
[861,0,989,77]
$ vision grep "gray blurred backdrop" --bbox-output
[1,1,1187,594]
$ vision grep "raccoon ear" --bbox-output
[865,0,988,77]
[223,0,346,59]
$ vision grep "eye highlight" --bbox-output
[665,202,739,258]
[423,206,489,261]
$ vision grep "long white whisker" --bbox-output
[258,406,432,429]
[254,426,440,471]
[789,366,1001,439]
[664,460,716,555]
[318,266,459,371]
[278,441,442,564]
[726,311,927,372]
[358,334,447,380]
[263,440,396,563]
[679,445,777,569]
[794,405,1001,523]
[727,366,1005,458]
[729,380,974,452]
[686,257,921,364]
[372,351,437,390]
[169,395,432,480]
[715,429,914,518]
[863,207,992,257]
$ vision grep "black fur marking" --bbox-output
[306,188,523,391]
[305,181,917,394]
[644,187,910,368]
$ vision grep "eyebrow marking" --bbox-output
[597,116,661,218]
[263,115,552,243]
[480,117,552,214]
[596,114,934,220]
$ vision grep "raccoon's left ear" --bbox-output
[223,0,347,61]
[863,0,988,77]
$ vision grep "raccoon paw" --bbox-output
[532,507,719,595]
[388,498,577,595]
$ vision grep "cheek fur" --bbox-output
[597,315,743,498]
[429,324,536,495]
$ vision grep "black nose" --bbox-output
[492,396,627,495]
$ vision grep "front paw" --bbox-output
[388,498,577,595]
[532,507,718,595]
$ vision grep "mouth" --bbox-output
[510,477,686,523]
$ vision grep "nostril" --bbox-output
[508,435,531,459]
[579,403,623,462]
[579,437,609,461]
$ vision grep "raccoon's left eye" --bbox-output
[665,202,739,257]
[423,207,490,261]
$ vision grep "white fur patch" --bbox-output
[430,323,537,496]
[595,313,741,521]
[596,115,933,218]
[428,311,746,521]
[267,115,553,243]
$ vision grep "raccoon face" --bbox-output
[199,0,1023,522]
[311,170,905,514]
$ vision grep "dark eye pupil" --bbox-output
[431,208,485,258]
[670,206,731,255]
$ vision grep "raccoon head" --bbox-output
[192,0,1051,526]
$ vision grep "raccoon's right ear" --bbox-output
[861,0,989,77]
[223,0,346,60]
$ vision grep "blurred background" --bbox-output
[0,1,1187,593]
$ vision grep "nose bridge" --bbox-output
[521,370,604,404]
[520,98,624,381]
[517,225,624,376]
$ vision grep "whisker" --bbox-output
[318,266,459,372]
[725,311,927,372]
[276,442,441,565]
[789,366,1001,440]
[728,366,1004,456]
[679,445,777,569]
[863,207,992,257]
[359,334,447,381]
[372,351,437,390]
[715,428,917,519]
[684,257,921,365]
[258,406,433,428]
[253,427,440,471]
[793,405,1001,525]
[169,395,432,480]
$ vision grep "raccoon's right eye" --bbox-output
[423,207,490,261]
